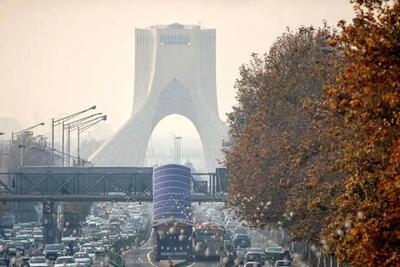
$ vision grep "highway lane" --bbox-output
[122,229,308,267]
[124,246,220,267]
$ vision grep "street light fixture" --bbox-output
[51,105,96,167]
[66,115,107,167]
[64,113,105,167]
[11,122,45,168]
[66,113,102,129]
[15,122,45,136]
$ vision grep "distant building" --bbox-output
[91,23,226,171]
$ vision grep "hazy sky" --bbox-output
[0,0,354,139]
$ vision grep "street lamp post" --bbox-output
[67,124,71,167]
[61,121,65,167]
[64,113,103,167]
[52,105,96,167]
[18,144,26,167]
[12,123,45,168]
[76,115,107,165]
[65,114,106,166]
[51,118,54,166]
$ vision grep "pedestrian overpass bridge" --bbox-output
[0,166,228,243]
[0,166,228,202]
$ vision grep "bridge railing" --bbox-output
[0,167,228,202]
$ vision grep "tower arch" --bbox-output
[90,24,226,171]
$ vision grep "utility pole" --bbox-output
[51,118,55,166]
[53,105,97,167]
[67,125,71,167]
[77,126,80,166]
[61,121,65,167]
[66,114,106,167]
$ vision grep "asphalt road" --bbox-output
[123,229,309,267]
[124,246,220,267]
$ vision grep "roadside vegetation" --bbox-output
[224,0,400,266]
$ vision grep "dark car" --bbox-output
[234,234,251,248]
[43,243,65,261]
[265,247,291,264]
[7,241,25,256]
[0,258,8,267]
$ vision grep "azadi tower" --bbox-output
[90,23,226,171]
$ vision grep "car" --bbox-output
[234,234,251,248]
[29,256,49,267]
[244,261,262,267]
[15,238,32,249]
[274,259,292,266]
[225,222,238,231]
[43,243,65,261]
[3,229,13,238]
[92,243,105,257]
[235,247,247,265]
[7,241,25,255]
[80,247,95,259]
[265,246,284,263]
[234,226,248,235]
[73,252,91,267]
[19,257,31,267]
[54,256,77,267]
[0,259,8,267]
[244,251,266,264]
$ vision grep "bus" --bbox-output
[193,223,225,260]
[153,219,194,262]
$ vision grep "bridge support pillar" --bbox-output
[43,200,59,244]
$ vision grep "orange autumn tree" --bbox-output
[323,0,400,266]
[224,25,344,242]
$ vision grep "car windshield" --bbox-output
[246,253,265,261]
[55,258,74,264]
[30,257,46,263]
[276,261,292,266]
[45,244,63,250]
[8,242,23,247]
[266,247,282,252]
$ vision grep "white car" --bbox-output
[80,247,95,259]
[73,252,91,267]
[54,256,77,267]
[29,256,48,267]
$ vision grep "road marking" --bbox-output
[187,262,196,267]
[147,251,159,267]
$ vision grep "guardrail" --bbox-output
[105,248,125,267]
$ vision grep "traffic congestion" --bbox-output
[191,203,293,267]
[0,202,152,267]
